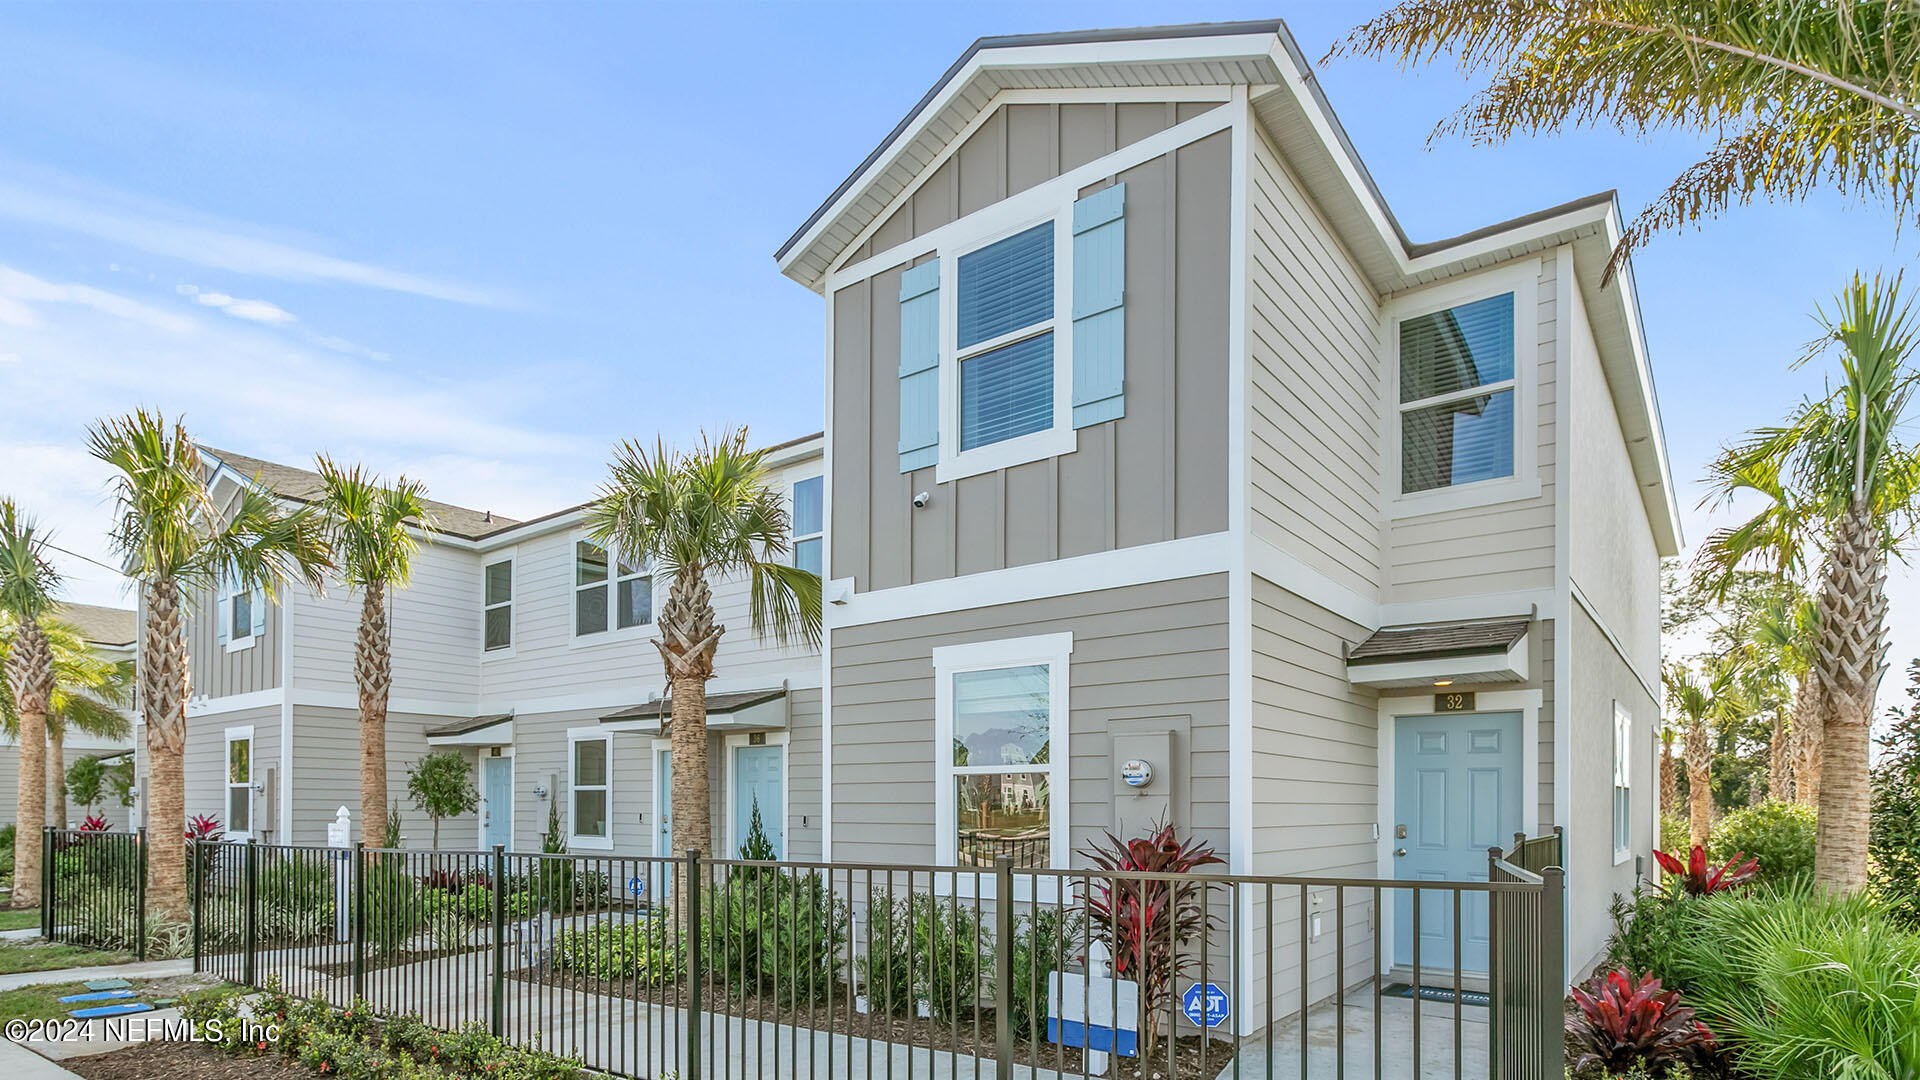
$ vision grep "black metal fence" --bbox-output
[42,826,148,959]
[176,839,1568,1080]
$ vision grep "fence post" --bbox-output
[994,856,1014,1080]
[40,827,53,939]
[135,828,148,962]
[1539,866,1566,1080]
[351,841,366,1001]
[242,838,258,987]
[686,849,703,1080]
[191,840,204,973]
[491,844,505,1037]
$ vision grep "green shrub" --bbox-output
[362,860,421,954]
[860,892,983,1023]
[421,889,474,953]
[1008,905,1084,1045]
[554,918,684,984]
[1659,813,1690,856]
[1603,885,1714,995]
[1709,801,1815,886]
[1681,886,1920,1080]
[705,868,848,1004]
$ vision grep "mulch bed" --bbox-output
[68,1041,312,1080]
[307,944,489,979]
[512,967,1231,1079]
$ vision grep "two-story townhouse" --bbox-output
[776,19,1678,1001]
[136,436,824,868]
[0,603,138,831]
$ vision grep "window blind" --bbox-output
[957,223,1053,349]
[960,332,1053,451]
[1400,292,1515,403]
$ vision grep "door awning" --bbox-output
[425,713,515,747]
[600,687,789,734]
[1345,617,1530,689]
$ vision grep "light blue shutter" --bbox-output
[898,259,941,473]
[252,587,266,637]
[215,590,229,645]
[1072,183,1126,427]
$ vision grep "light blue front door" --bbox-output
[1393,712,1521,973]
[480,756,512,851]
[732,744,784,859]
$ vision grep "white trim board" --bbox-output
[1570,578,1660,703]
[722,731,791,860]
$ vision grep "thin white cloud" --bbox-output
[0,179,507,308]
[0,266,193,333]
[182,285,297,325]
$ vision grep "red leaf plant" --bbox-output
[185,814,224,842]
[1567,969,1719,1075]
[78,814,110,832]
[1652,845,1758,896]
[1080,822,1225,1061]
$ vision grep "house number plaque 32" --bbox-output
[1434,691,1475,713]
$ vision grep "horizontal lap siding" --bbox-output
[184,703,280,840]
[1246,130,1384,597]
[1249,579,1380,1012]
[284,706,460,848]
[787,688,823,860]
[291,544,481,704]
[832,112,1231,593]
[1386,258,1558,603]
[829,575,1230,867]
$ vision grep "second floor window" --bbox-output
[1398,292,1517,494]
[957,223,1056,452]
[575,540,651,637]
[230,588,253,642]
[791,476,822,577]
[483,559,512,651]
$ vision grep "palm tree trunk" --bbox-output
[356,582,392,848]
[1814,501,1889,892]
[654,562,723,921]
[1768,707,1791,802]
[141,579,190,921]
[47,727,65,830]
[1687,716,1714,850]
[1792,680,1823,807]
[1659,734,1678,817]
[6,618,51,910]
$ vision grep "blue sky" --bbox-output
[5,2,1918,695]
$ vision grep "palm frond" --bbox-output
[1325,0,1920,276]
[0,499,60,622]
[312,456,434,589]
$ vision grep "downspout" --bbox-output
[280,584,296,842]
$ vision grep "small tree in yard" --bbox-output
[64,755,108,817]
[407,752,478,850]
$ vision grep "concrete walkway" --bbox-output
[0,1034,84,1080]
[0,959,191,992]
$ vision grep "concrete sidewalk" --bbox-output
[0,1033,85,1079]
[0,959,191,993]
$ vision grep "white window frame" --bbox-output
[569,534,655,646]
[790,475,824,576]
[932,632,1073,876]
[481,554,515,658]
[220,575,262,654]
[932,204,1077,484]
[1385,262,1540,517]
[1613,700,1633,865]
[723,731,790,860]
[566,728,614,851]
[225,724,254,841]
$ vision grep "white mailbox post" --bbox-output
[327,806,352,941]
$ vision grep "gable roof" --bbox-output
[201,447,522,541]
[52,603,137,648]
[776,20,1682,556]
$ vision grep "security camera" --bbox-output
[912,491,931,509]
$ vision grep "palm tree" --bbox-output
[88,412,328,919]
[0,619,134,828]
[1666,658,1744,849]
[585,430,821,893]
[1752,591,1821,805]
[0,501,59,909]
[1658,724,1679,817]
[1699,274,1920,891]
[310,458,433,848]
[1326,1,1920,277]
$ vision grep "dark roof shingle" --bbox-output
[52,603,137,647]
[202,447,521,541]
[1347,618,1531,665]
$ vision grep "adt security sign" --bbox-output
[1181,982,1229,1029]
[628,876,647,899]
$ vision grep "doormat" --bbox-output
[1381,983,1490,1008]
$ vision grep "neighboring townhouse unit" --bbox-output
[775,19,1677,989]
[136,436,823,865]
[0,603,138,831]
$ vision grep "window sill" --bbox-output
[224,636,257,654]
[934,425,1075,484]
[567,623,658,650]
[1388,474,1541,520]
[480,646,516,662]
[569,833,614,852]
